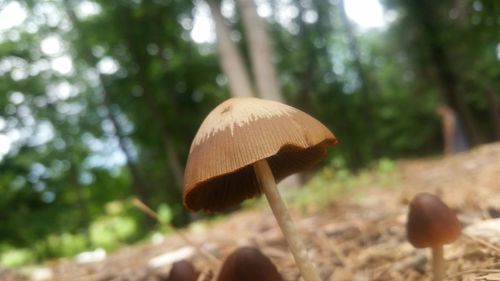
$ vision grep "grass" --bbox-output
[290,158,400,212]
[242,157,401,215]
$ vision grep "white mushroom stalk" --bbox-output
[254,159,321,281]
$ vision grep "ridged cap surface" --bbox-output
[183,97,337,212]
[406,192,461,248]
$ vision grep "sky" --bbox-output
[191,0,388,43]
[344,0,387,28]
[0,0,388,160]
[0,0,388,53]
[0,1,27,31]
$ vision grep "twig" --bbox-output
[463,233,500,253]
[132,198,220,267]
[317,230,348,266]
[197,268,214,281]
[447,262,500,279]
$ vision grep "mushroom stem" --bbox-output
[253,159,321,281]
[431,246,445,281]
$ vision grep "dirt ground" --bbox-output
[3,143,500,281]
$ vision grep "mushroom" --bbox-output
[167,260,199,281]
[406,192,461,281]
[217,246,283,281]
[183,97,337,281]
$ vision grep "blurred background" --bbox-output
[0,0,498,268]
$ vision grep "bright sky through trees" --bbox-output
[344,0,386,29]
[0,2,27,31]
[190,0,388,43]
[0,0,387,160]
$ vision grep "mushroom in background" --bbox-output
[217,247,283,281]
[167,260,199,281]
[406,192,461,281]
[183,97,337,281]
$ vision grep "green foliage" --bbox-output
[376,158,396,174]
[33,233,87,259]
[1,198,146,264]
[90,216,136,250]
[287,157,400,213]
[0,248,35,268]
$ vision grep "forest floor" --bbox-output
[3,143,500,281]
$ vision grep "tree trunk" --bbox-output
[237,0,283,102]
[136,68,185,193]
[206,0,254,98]
[63,1,151,205]
[339,0,380,160]
[69,161,92,247]
[408,0,481,146]
[339,0,373,101]
[428,41,480,146]
[116,8,185,194]
[436,104,456,155]
[237,0,302,189]
[293,0,316,114]
[102,90,151,203]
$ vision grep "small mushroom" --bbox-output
[406,192,461,281]
[167,260,199,281]
[184,97,337,281]
[217,247,283,281]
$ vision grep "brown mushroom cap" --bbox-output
[406,192,461,248]
[183,97,337,212]
[167,260,199,281]
[217,247,284,281]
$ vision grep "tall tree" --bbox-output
[63,0,151,204]
[236,0,303,188]
[207,0,254,98]
[114,3,185,194]
[405,0,481,145]
[237,0,283,102]
[338,0,379,159]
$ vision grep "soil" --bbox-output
[3,143,499,281]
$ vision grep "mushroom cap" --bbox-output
[217,247,284,281]
[406,192,461,248]
[167,260,199,281]
[183,97,337,212]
